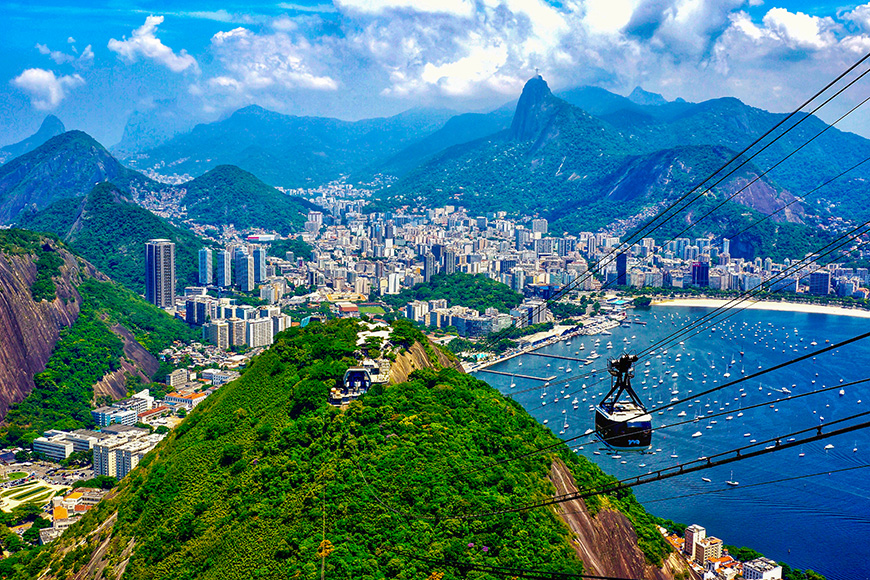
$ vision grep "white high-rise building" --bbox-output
[216,250,232,287]
[246,317,274,348]
[145,239,176,308]
[198,247,213,285]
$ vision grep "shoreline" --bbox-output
[654,297,870,319]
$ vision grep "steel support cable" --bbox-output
[481,165,870,396]
[453,410,870,520]
[464,376,870,475]
[486,83,870,349]
[498,231,870,400]
[401,552,643,580]
[483,57,870,344]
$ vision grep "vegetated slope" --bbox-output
[18,182,209,293]
[382,77,819,251]
[0,230,194,436]
[381,272,523,313]
[0,131,154,223]
[126,105,456,187]
[0,115,66,164]
[180,165,317,234]
[369,106,515,178]
[568,88,870,223]
[41,319,678,580]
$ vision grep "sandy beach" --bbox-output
[654,297,870,319]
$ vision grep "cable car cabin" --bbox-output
[595,353,652,449]
[594,401,652,449]
[343,368,371,392]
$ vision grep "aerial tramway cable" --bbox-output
[481,52,870,344]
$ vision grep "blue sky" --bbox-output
[3,0,870,146]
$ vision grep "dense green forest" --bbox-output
[181,165,316,234]
[382,272,523,314]
[0,277,196,447]
[18,183,208,293]
[265,237,313,261]
[40,319,670,580]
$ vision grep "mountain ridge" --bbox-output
[0,115,66,164]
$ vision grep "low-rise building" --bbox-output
[743,557,783,580]
[164,392,207,410]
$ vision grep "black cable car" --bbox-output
[595,354,652,449]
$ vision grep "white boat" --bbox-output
[701,477,711,482]
[840,389,846,396]
[677,411,687,417]
[726,471,739,486]
[824,444,835,450]
[692,431,702,438]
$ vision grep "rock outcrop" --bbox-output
[389,340,464,384]
[0,243,86,417]
[549,458,698,580]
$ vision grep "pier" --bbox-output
[526,352,588,362]
[476,369,556,382]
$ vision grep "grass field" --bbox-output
[359,306,386,315]
[2,483,37,497]
[10,486,49,502]
[6,472,27,480]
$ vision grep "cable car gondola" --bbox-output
[595,354,652,449]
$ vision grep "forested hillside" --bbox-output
[18,182,208,293]
[35,319,675,580]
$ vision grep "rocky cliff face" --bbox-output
[510,75,564,142]
[388,339,464,384]
[0,243,87,417]
[549,458,698,580]
[0,237,158,419]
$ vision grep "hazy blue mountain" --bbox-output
[369,106,514,177]
[113,99,201,156]
[126,105,457,187]
[0,115,66,165]
[0,131,154,223]
[627,86,669,106]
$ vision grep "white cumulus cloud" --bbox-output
[11,68,84,110]
[108,15,198,73]
[334,0,475,17]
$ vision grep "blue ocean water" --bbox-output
[474,306,870,580]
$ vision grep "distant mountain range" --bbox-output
[18,182,209,293]
[0,115,66,165]
[0,131,154,223]
[120,105,456,187]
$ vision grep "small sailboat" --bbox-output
[726,471,739,486]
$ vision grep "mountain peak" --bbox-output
[39,115,65,134]
[627,86,668,106]
[510,75,559,141]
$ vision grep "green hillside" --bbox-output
[181,165,317,234]
[18,182,208,293]
[0,230,196,446]
[0,131,154,223]
[382,272,523,314]
[40,319,670,580]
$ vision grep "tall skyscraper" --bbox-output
[443,250,457,275]
[253,247,267,283]
[216,250,232,287]
[236,253,255,292]
[423,252,436,283]
[198,247,213,286]
[145,239,176,308]
[616,253,628,286]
